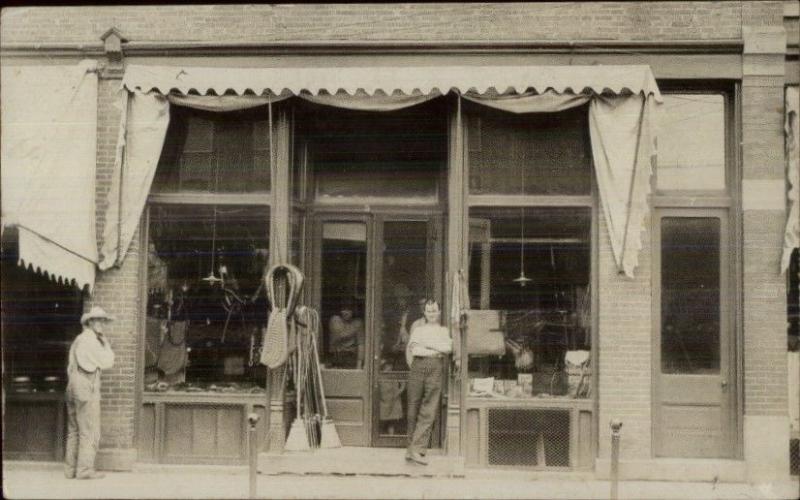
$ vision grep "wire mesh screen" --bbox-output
[487,408,570,467]
[791,438,799,476]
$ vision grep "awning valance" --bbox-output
[1,60,99,291]
[121,64,662,101]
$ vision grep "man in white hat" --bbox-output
[64,306,115,479]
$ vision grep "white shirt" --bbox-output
[406,323,452,367]
[68,328,115,374]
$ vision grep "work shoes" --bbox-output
[405,451,428,465]
[76,471,106,480]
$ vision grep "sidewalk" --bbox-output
[2,461,798,500]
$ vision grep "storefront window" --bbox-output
[656,93,726,191]
[467,105,592,196]
[145,204,270,392]
[2,233,82,394]
[153,107,271,193]
[467,208,592,399]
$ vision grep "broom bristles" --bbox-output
[319,418,342,449]
[285,419,311,451]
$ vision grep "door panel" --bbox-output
[315,218,371,446]
[654,211,734,458]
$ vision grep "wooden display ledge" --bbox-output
[466,396,593,410]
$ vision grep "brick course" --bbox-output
[1,3,745,46]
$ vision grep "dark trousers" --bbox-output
[406,356,443,455]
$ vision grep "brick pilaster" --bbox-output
[741,20,790,481]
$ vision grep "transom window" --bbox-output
[466,104,592,196]
[153,106,271,193]
[655,93,726,192]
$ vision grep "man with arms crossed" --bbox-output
[405,300,452,465]
[65,306,115,479]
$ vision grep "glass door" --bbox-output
[372,216,443,447]
[315,217,372,446]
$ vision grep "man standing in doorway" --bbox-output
[65,306,115,479]
[405,300,452,465]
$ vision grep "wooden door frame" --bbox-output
[651,207,736,458]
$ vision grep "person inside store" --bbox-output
[64,306,116,480]
[328,302,365,369]
[404,299,452,465]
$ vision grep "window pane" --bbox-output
[153,108,271,193]
[145,205,270,392]
[300,103,446,201]
[467,105,592,195]
[320,222,367,369]
[660,217,721,374]
[467,208,592,399]
[656,94,725,191]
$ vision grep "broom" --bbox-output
[311,322,341,449]
[284,335,310,451]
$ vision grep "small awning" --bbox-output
[121,64,662,101]
[1,60,99,291]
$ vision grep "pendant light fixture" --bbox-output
[202,145,222,285]
[513,154,532,287]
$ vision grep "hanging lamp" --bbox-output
[513,205,532,287]
[202,148,222,285]
[513,158,532,287]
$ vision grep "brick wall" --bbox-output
[86,77,139,454]
[741,20,788,418]
[1,2,746,46]
[597,212,653,459]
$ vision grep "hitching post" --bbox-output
[609,419,623,500]
[248,412,260,499]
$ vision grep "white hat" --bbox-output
[81,306,115,326]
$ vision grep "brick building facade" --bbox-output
[2,2,797,483]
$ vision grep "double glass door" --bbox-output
[313,213,443,447]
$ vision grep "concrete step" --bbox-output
[258,447,465,478]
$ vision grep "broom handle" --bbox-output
[311,328,330,418]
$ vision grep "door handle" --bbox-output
[720,379,728,390]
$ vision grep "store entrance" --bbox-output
[312,213,443,447]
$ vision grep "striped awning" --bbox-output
[121,64,662,101]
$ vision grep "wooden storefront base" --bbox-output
[464,398,594,470]
[3,392,66,462]
[138,392,268,464]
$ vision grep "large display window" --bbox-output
[144,205,270,394]
[467,207,592,400]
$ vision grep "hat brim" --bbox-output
[81,314,115,325]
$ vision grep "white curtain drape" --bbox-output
[464,90,658,278]
[1,60,99,290]
[98,90,170,271]
[782,86,799,274]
